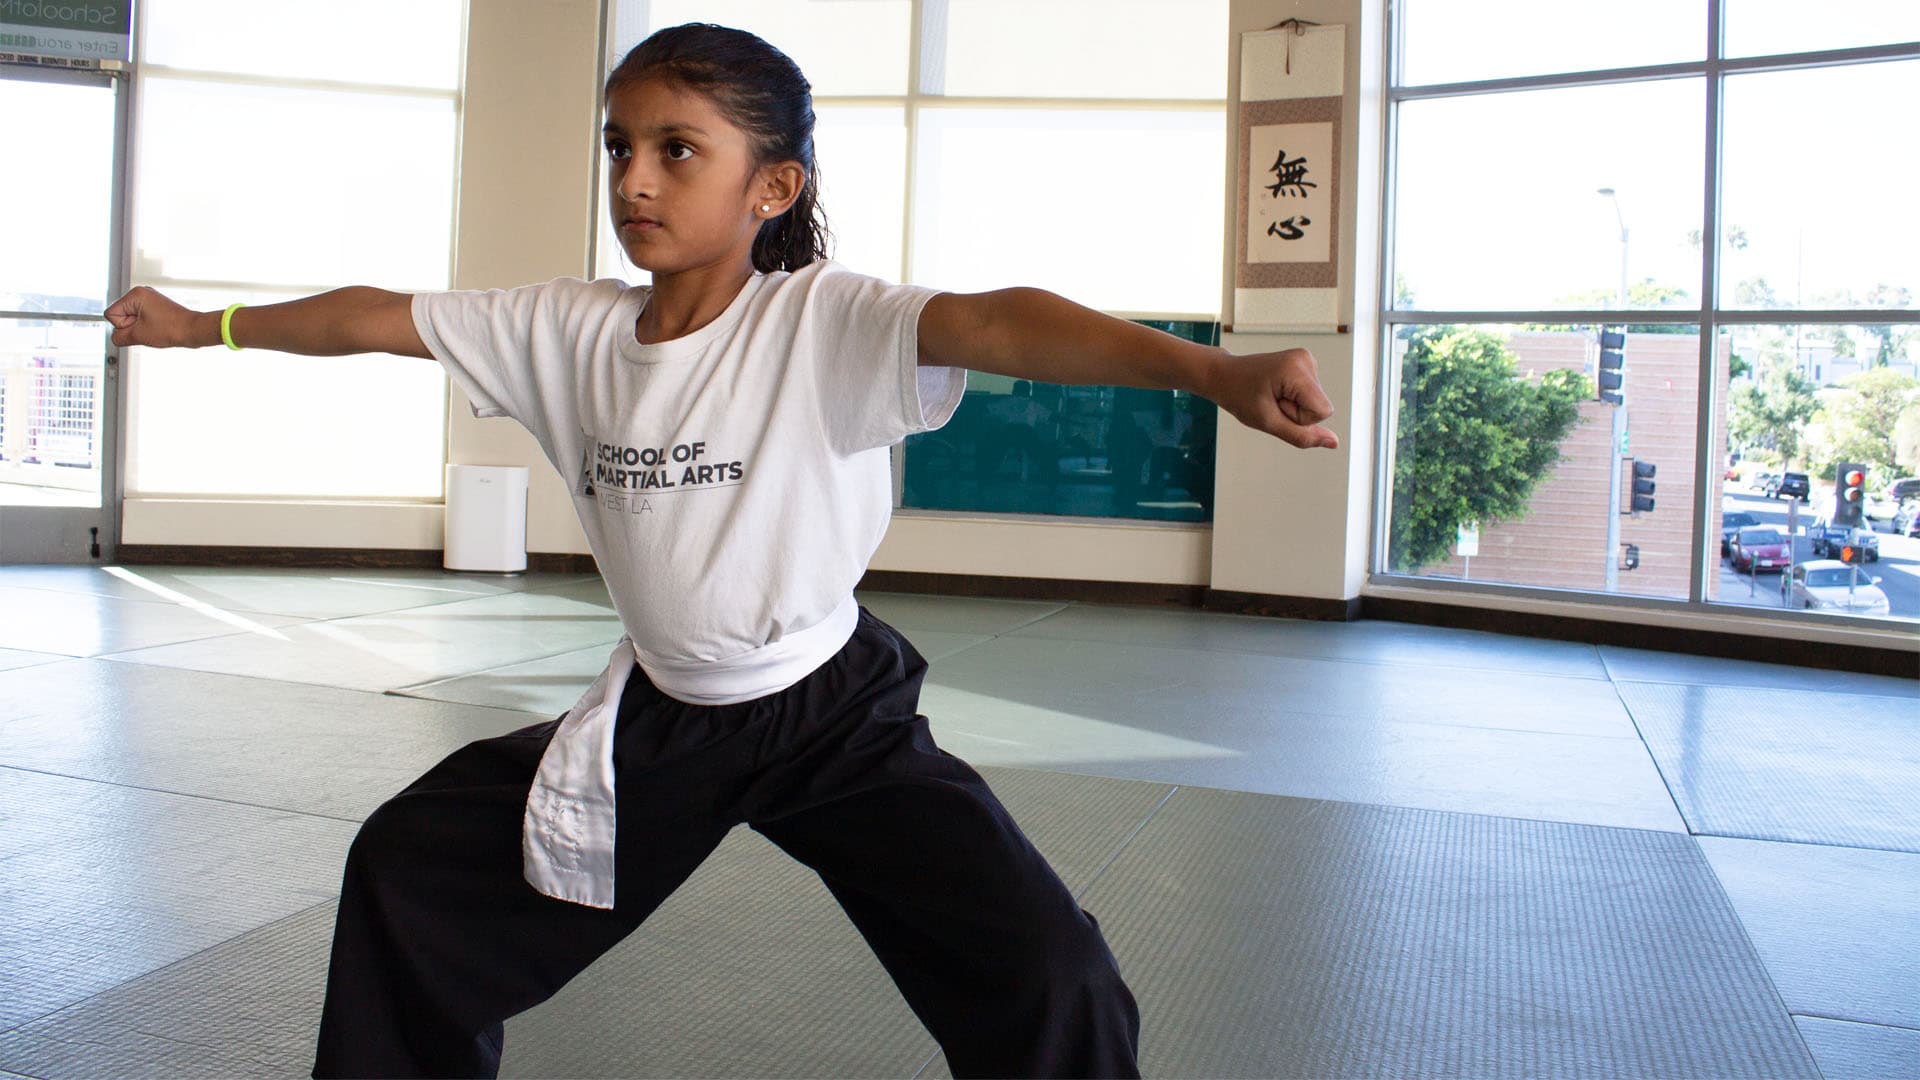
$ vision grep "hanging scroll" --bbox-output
[1234,21,1346,332]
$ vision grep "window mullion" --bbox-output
[1691,0,1727,606]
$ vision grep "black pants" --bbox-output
[312,607,1141,1078]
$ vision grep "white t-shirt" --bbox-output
[412,258,966,907]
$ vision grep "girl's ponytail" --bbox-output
[608,24,832,273]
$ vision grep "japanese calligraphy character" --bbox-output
[1265,150,1316,198]
[1267,215,1311,240]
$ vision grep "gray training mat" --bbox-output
[943,783,1818,1080]
[499,765,1173,1078]
[1618,679,1920,850]
[0,903,338,1079]
[0,657,547,821]
[0,767,1831,1079]
[0,769,354,1034]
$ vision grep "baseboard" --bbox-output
[114,544,600,575]
[1359,595,1917,679]
[857,569,1206,608]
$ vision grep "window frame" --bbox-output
[1372,0,1920,628]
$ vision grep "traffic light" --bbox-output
[1596,329,1625,405]
[1630,460,1656,513]
[1620,543,1640,571]
[1838,542,1864,566]
[1834,462,1867,528]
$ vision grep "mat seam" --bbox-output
[75,652,572,719]
[994,601,1076,637]
[1075,784,1180,905]
[0,762,367,825]
[0,897,338,1048]
[1792,1012,1920,1033]
[1615,657,1832,1080]
[981,625,1618,684]
[1005,629,1618,682]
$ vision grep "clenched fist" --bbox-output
[104,286,209,349]
[1202,347,1339,450]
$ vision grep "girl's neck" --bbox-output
[636,259,757,345]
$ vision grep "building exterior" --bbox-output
[1412,330,1732,600]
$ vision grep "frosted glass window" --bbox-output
[1394,80,1703,312]
[1726,0,1920,57]
[140,0,463,89]
[643,0,910,95]
[126,286,449,499]
[912,108,1223,315]
[1720,61,1920,309]
[1399,0,1703,86]
[815,107,907,280]
[939,0,1227,99]
[133,78,456,291]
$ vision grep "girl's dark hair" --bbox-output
[606,23,830,274]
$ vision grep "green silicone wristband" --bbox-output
[221,303,245,351]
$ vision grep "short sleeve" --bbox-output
[413,283,553,423]
[809,263,967,456]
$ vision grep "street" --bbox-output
[1718,486,1920,620]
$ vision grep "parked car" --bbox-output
[1865,490,1900,523]
[1900,502,1920,539]
[1719,510,1762,557]
[1810,520,1879,561]
[1765,471,1810,500]
[1887,477,1920,502]
[1752,470,1780,494]
[1730,527,1791,573]
[1781,559,1891,616]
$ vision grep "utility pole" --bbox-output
[1598,188,1630,592]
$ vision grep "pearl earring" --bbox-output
[760,204,771,213]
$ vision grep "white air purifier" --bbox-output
[444,464,529,573]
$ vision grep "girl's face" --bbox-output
[602,76,800,276]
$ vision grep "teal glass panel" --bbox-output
[901,320,1220,522]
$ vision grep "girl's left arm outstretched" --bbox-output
[918,288,1338,451]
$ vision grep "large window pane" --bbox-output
[1720,61,1920,311]
[815,106,906,280]
[1394,80,1703,312]
[903,321,1219,522]
[133,78,456,291]
[644,0,910,95]
[1384,323,1712,600]
[939,0,1227,99]
[912,107,1222,314]
[1717,323,1918,621]
[0,78,115,313]
[1726,0,1920,58]
[140,0,462,90]
[126,287,448,499]
[1399,0,1704,86]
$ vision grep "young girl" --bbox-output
[106,22,1337,1079]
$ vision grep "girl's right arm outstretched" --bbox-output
[104,286,431,359]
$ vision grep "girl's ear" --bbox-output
[758,160,806,214]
